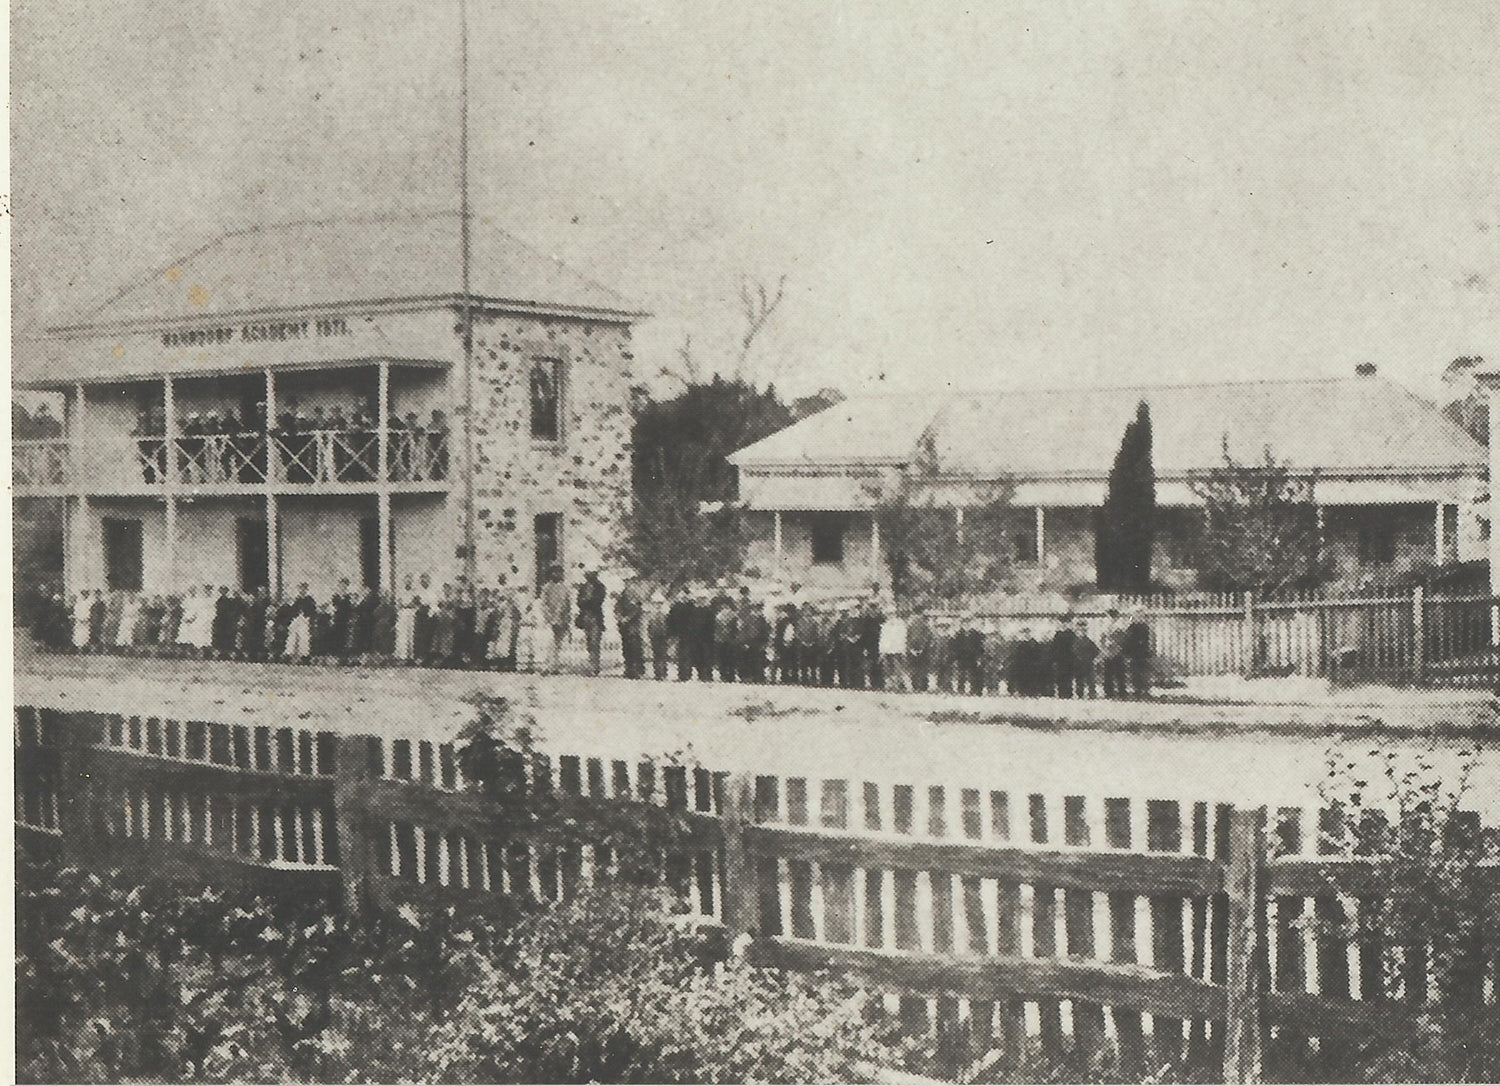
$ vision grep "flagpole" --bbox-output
[459,0,477,586]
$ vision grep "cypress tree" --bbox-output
[1096,400,1155,591]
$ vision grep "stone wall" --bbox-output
[455,311,636,590]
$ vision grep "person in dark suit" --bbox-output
[666,587,697,681]
[1123,608,1152,698]
[952,615,985,695]
[88,590,108,652]
[211,586,235,659]
[858,600,884,691]
[693,589,718,681]
[615,579,646,679]
[713,597,739,682]
[736,588,768,683]
[242,587,269,661]
[575,571,608,676]
[1072,617,1100,699]
[1050,617,1076,698]
[774,604,799,684]
[330,578,354,664]
[453,583,478,667]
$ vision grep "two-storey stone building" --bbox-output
[13,213,644,597]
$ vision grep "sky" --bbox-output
[10,0,1500,400]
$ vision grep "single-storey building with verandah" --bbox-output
[728,368,1487,596]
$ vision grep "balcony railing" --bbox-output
[13,430,450,491]
[13,439,72,487]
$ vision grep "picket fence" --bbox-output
[16,704,1499,1084]
[973,588,1500,688]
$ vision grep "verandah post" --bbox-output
[1223,805,1268,1084]
[1241,591,1256,677]
[1411,584,1425,683]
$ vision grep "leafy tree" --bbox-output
[1096,401,1156,592]
[869,446,1017,605]
[621,376,797,586]
[615,487,751,591]
[1187,439,1329,594]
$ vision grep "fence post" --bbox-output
[1411,584,1425,683]
[56,711,108,865]
[1223,805,1267,1084]
[720,772,759,939]
[333,735,374,914]
[1241,592,1256,677]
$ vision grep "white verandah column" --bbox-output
[1479,369,1500,643]
[1035,506,1046,568]
[163,375,177,590]
[772,510,783,569]
[265,369,280,596]
[73,383,90,591]
[377,360,393,592]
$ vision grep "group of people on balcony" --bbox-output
[33,571,1154,698]
[127,399,449,485]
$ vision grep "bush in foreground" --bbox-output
[15,853,902,1083]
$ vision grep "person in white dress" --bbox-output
[191,584,217,655]
[395,574,419,662]
[116,591,142,650]
[71,590,93,650]
[176,586,200,653]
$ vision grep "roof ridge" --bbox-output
[827,375,1362,404]
[81,210,630,321]
[472,214,630,305]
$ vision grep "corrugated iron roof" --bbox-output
[732,377,1485,476]
[53,212,643,331]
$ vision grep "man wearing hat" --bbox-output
[1050,615,1077,698]
[1122,606,1152,698]
[1099,607,1128,698]
[615,576,646,679]
[666,586,697,681]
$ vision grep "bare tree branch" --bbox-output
[736,275,787,379]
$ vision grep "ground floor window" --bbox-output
[535,513,562,585]
[809,513,848,565]
[103,518,143,591]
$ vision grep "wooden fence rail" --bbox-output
[15,704,1499,1084]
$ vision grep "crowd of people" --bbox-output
[127,398,449,484]
[32,568,1154,699]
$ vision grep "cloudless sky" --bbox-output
[11,0,1500,398]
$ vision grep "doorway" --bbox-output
[103,518,144,590]
[359,517,378,590]
[237,518,269,591]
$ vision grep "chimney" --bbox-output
[1355,363,1377,378]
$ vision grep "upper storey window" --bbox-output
[530,358,563,442]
